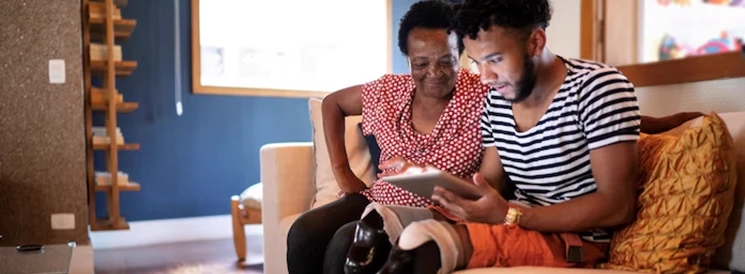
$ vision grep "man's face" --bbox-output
[463,26,538,103]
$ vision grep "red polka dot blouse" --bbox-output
[358,69,490,207]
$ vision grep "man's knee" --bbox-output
[453,224,473,264]
[396,220,468,272]
[398,220,444,249]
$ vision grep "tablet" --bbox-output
[384,169,483,200]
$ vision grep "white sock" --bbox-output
[397,220,464,274]
[360,203,433,245]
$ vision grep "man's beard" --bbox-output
[506,55,537,103]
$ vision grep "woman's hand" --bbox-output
[377,156,432,178]
[431,173,510,224]
[339,169,368,194]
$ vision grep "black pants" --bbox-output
[287,193,370,274]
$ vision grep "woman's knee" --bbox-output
[287,194,369,249]
[287,213,325,247]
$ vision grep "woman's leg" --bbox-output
[286,193,369,274]
[378,220,466,274]
[360,204,435,245]
[343,204,436,273]
[323,220,393,274]
[379,241,441,274]
[323,221,357,274]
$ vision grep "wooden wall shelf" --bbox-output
[91,86,120,94]
[91,0,128,7]
[90,87,139,112]
[90,60,137,76]
[95,182,141,192]
[92,101,139,112]
[89,18,136,41]
[93,143,140,150]
[82,0,141,231]
[91,217,130,231]
[91,32,131,43]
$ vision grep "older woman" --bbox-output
[285,1,489,274]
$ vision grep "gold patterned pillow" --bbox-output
[602,112,737,273]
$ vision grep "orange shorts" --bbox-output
[464,223,608,269]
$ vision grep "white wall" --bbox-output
[547,0,581,59]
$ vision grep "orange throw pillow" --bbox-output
[602,112,738,273]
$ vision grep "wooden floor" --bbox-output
[94,236,264,274]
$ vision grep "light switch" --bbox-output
[51,213,75,230]
[48,59,66,84]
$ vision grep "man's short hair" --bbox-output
[452,0,552,41]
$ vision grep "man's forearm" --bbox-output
[517,191,635,233]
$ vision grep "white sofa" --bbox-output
[260,98,745,274]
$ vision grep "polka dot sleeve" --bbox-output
[360,76,384,136]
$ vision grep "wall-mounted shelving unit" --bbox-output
[82,0,140,231]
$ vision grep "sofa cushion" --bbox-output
[452,267,730,274]
[308,98,377,209]
[675,112,745,272]
[239,182,262,210]
[602,113,738,273]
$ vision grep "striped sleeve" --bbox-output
[481,91,496,147]
[577,68,641,150]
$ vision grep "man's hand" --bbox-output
[431,173,510,224]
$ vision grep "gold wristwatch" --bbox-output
[504,207,522,225]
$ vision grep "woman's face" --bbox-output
[407,28,460,99]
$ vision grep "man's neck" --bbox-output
[515,51,567,108]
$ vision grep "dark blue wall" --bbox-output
[392,0,419,73]
[94,0,420,221]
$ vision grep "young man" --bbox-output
[378,0,644,273]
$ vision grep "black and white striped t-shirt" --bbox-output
[481,57,641,242]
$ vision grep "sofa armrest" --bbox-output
[260,142,315,224]
[260,142,314,274]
